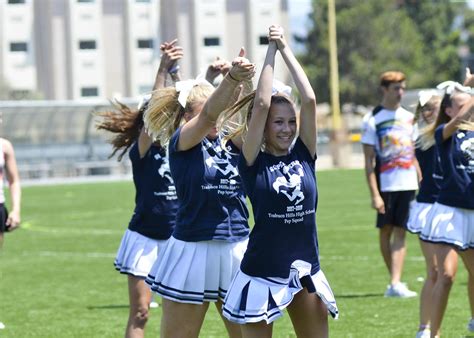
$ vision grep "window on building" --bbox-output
[8,0,26,4]
[10,42,28,52]
[79,40,97,50]
[81,87,99,97]
[259,36,269,45]
[137,39,153,49]
[203,37,220,46]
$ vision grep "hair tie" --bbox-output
[272,79,292,97]
[436,80,472,95]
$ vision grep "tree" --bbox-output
[300,0,467,105]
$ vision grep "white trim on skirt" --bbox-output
[407,201,434,234]
[420,202,474,250]
[145,236,248,304]
[222,260,339,324]
[114,229,168,278]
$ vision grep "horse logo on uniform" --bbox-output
[203,143,239,179]
[272,162,305,205]
[155,153,173,183]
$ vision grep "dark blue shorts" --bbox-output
[0,204,9,233]
[376,190,415,228]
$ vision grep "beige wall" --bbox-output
[0,0,289,100]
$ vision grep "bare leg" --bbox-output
[215,300,242,338]
[430,244,458,338]
[459,249,474,320]
[379,225,393,274]
[390,226,407,285]
[287,288,328,338]
[160,298,209,338]
[241,321,273,338]
[418,240,437,331]
[125,276,152,338]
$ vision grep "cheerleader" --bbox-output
[143,49,255,338]
[406,92,442,338]
[221,25,338,338]
[96,39,182,338]
[419,82,474,337]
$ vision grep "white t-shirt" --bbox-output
[361,107,418,192]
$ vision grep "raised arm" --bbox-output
[442,96,474,140]
[153,39,184,91]
[139,39,184,157]
[3,139,21,231]
[205,56,232,86]
[463,67,474,87]
[177,48,255,151]
[274,26,317,157]
[242,33,278,165]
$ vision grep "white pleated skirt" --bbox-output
[420,202,474,250]
[407,202,434,234]
[222,260,339,324]
[145,236,248,304]
[114,229,168,278]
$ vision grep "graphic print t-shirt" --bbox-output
[128,143,178,240]
[435,125,474,209]
[239,138,320,278]
[361,107,418,192]
[169,127,249,242]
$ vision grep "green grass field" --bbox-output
[0,169,471,337]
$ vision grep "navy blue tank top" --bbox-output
[128,142,178,239]
[168,127,249,242]
[239,138,320,278]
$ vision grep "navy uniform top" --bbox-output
[239,138,320,278]
[435,125,474,210]
[128,142,178,239]
[168,127,249,242]
[415,145,443,204]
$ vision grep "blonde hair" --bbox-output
[96,100,145,161]
[144,83,215,144]
[415,95,441,150]
[418,91,474,150]
[218,92,296,148]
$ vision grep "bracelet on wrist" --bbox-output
[168,64,180,75]
[227,72,239,82]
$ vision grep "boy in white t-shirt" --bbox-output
[361,71,420,298]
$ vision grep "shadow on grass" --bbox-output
[336,293,382,299]
[87,304,129,310]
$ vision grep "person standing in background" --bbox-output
[361,71,420,298]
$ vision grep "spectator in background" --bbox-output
[361,71,420,298]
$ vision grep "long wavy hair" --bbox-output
[96,100,147,161]
[144,84,215,144]
[415,95,441,150]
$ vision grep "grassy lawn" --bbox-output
[0,169,470,337]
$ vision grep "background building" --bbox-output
[0,0,290,100]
